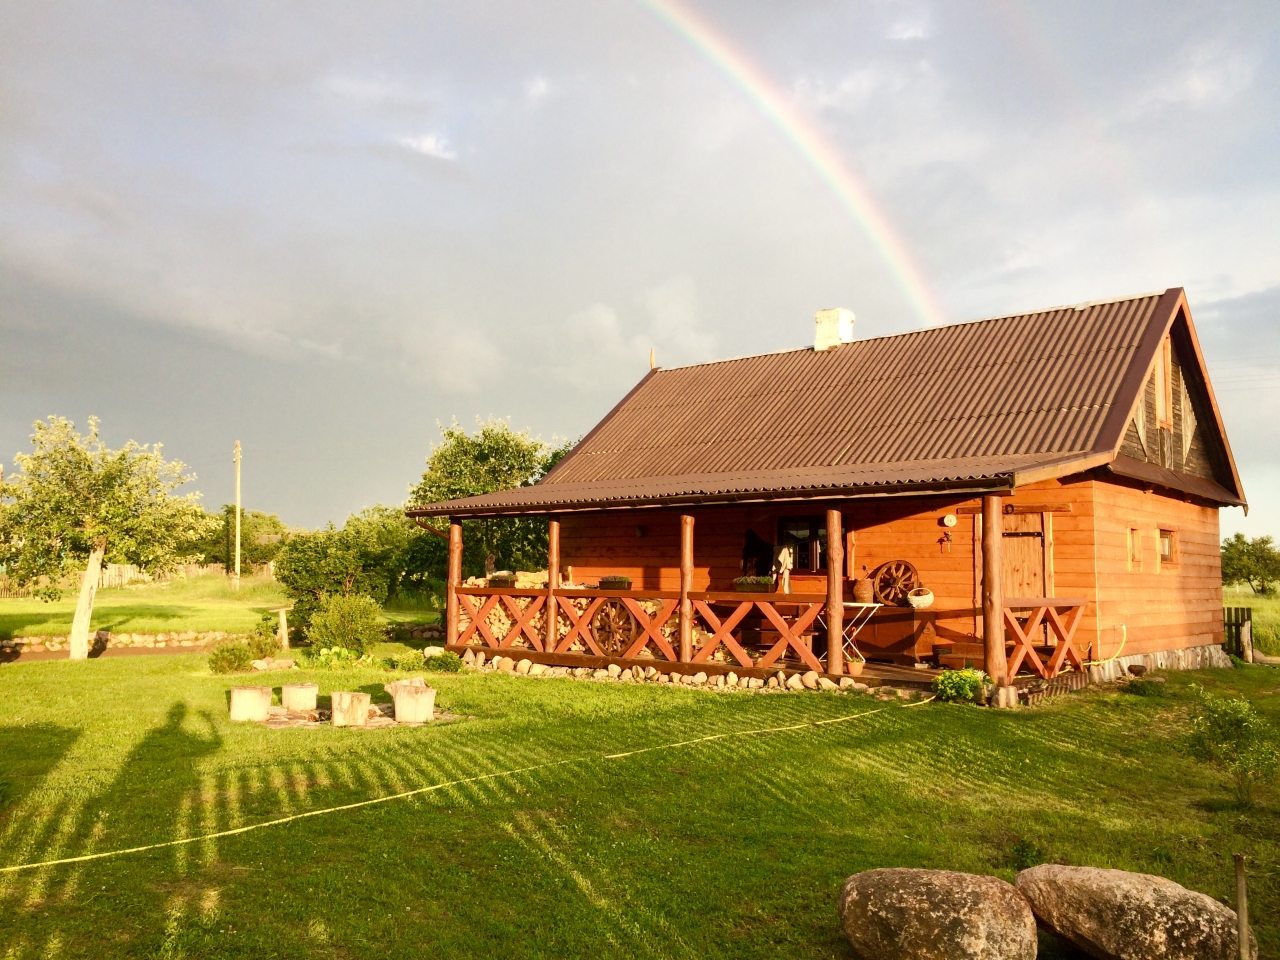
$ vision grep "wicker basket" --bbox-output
[906,586,934,610]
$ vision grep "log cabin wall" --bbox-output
[556,475,1222,662]
[1088,477,1223,658]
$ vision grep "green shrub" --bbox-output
[394,650,426,671]
[1123,677,1167,697]
[208,641,253,674]
[305,594,385,654]
[598,575,631,590]
[933,668,987,702]
[246,613,281,660]
[1188,684,1279,807]
[424,651,463,673]
[1011,838,1046,871]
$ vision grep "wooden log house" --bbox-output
[407,289,1245,687]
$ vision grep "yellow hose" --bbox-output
[1082,623,1126,666]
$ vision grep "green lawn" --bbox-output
[1225,584,1280,656]
[0,575,438,641]
[0,656,1276,959]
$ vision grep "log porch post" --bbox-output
[679,514,694,662]
[545,518,560,652]
[826,508,844,676]
[982,495,1009,688]
[446,517,463,645]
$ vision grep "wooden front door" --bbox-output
[1003,513,1045,598]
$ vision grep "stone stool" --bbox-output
[331,691,371,728]
[229,686,272,722]
[281,683,318,711]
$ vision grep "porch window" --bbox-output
[778,516,827,572]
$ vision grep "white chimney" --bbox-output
[814,308,855,351]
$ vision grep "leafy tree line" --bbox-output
[272,419,573,629]
[1221,533,1280,595]
[1,415,574,647]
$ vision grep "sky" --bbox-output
[1,0,1278,536]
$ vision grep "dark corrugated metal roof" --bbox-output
[409,289,1236,516]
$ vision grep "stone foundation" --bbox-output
[1086,643,1233,684]
[1,631,243,654]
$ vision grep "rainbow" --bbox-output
[639,0,948,328]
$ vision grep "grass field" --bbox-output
[0,655,1275,959]
[0,575,438,641]
[1224,584,1280,656]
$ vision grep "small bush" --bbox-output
[1011,838,1046,871]
[247,614,282,660]
[1188,684,1279,807]
[1123,677,1167,697]
[933,668,987,702]
[424,651,463,673]
[208,641,253,674]
[394,650,426,671]
[305,594,385,654]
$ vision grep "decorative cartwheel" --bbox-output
[869,560,921,606]
[591,599,638,657]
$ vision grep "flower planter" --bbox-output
[487,576,516,588]
[598,576,632,590]
[733,576,774,592]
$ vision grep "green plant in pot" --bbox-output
[733,575,774,592]
[598,575,632,590]
[487,573,517,588]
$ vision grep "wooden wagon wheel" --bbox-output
[870,560,920,606]
[591,599,635,657]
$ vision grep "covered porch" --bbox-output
[437,494,1088,688]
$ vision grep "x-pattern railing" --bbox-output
[1003,597,1087,679]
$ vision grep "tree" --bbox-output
[0,417,215,659]
[187,505,291,571]
[275,505,414,627]
[1221,533,1280,595]
[408,419,574,578]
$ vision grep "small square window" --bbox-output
[1158,529,1177,566]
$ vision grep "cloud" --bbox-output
[396,133,457,160]
[524,75,551,103]
[1122,48,1256,116]
[322,73,433,107]
[886,16,929,41]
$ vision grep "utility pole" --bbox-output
[233,441,242,591]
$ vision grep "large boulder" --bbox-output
[1016,865,1256,960]
[838,868,1036,960]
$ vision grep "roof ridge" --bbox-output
[656,289,1168,374]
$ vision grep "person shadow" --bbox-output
[1,702,223,957]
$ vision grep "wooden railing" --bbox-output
[1002,597,1087,679]
[453,586,841,672]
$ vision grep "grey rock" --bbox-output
[726,671,739,687]
[1016,864,1256,960]
[839,868,1036,960]
[516,658,532,675]
[767,676,779,689]
[691,671,708,685]
[607,663,622,678]
[801,670,820,690]
[786,673,804,691]
[818,677,839,691]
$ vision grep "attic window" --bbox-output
[1159,529,1178,567]
[1154,336,1173,428]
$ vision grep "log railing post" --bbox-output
[446,517,463,645]
[982,495,1009,689]
[545,518,560,653]
[826,508,844,676]
[679,514,694,662]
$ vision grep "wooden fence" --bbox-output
[1223,607,1253,659]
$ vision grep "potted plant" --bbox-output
[598,575,632,590]
[487,572,516,588]
[733,575,774,592]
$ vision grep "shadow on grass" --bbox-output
[0,723,82,823]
